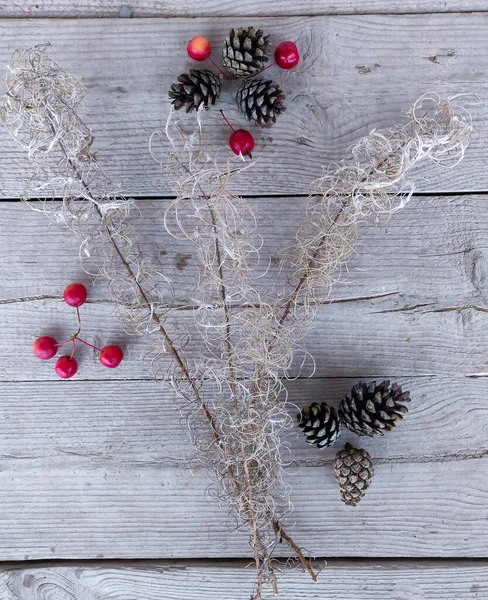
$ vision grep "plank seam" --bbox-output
[3,190,488,202]
[1,11,488,19]
[1,556,487,569]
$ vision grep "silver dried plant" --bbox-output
[262,92,477,394]
[155,93,475,595]
[1,42,476,599]
[0,43,316,598]
[152,109,308,593]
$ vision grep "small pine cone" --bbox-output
[297,402,341,449]
[168,69,221,113]
[221,27,270,78]
[339,380,410,436]
[334,443,374,506]
[236,78,285,127]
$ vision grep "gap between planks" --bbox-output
[3,190,488,203]
[1,557,487,569]
[1,1,488,18]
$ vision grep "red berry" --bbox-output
[33,336,58,360]
[55,356,78,379]
[63,282,87,307]
[100,345,124,369]
[187,36,212,61]
[274,41,299,70]
[229,130,254,158]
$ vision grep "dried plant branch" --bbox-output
[273,520,318,583]
[1,42,311,598]
[159,109,317,592]
[152,92,475,594]
[252,92,477,392]
[1,42,475,600]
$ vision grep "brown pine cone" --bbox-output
[339,380,410,436]
[334,443,374,506]
[168,69,221,113]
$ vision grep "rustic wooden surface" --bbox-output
[0,4,487,599]
[0,560,487,599]
[1,0,487,17]
[0,375,486,560]
[1,15,488,197]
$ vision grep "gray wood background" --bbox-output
[0,2,487,598]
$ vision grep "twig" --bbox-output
[177,156,280,594]
[273,520,318,583]
[65,133,286,593]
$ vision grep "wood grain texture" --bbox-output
[1,560,487,599]
[2,195,487,306]
[0,449,486,559]
[0,376,486,559]
[3,291,488,379]
[0,15,487,197]
[0,12,486,571]
[1,0,487,18]
[0,376,486,467]
[1,195,488,380]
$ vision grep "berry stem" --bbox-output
[73,306,82,337]
[55,339,73,347]
[208,57,230,79]
[246,61,276,78]
[220,109,235,132]
[70,338,76,360]
[76,337,103,353]
[76,306,81,335]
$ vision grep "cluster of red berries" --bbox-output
[33,283,124,379]
[187,35,300,158]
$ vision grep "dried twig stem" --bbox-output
[273,520,318,583]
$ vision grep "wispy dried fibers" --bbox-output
[0,44,317,597]
[269,92,477,377]
[157,110,298,586]
[1,42,476,599]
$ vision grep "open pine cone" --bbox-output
[297,402,341,449]
[222,26,270,78]
[236,78,285,127]
[168,69,221,113]
[339,380,410,436]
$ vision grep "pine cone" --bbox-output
[297,402,341,449]
[339,380,410,436]
[334,443,374,506]
[236,78,285,127]
[221,27,270,78]
[168,69,221,113]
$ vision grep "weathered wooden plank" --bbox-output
[1,1,486,18]
[0,376,486,559]
[2,293,488,379]
[1,195,486,307]
[1,194,488,379]
[0,457,485,559]
[0,15,487,196]
[1,560,487,599]
[0,376,486,468]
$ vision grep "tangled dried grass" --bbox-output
[153,109,300,591]
[267,92,477,382]
[0,42,315,597]
[152,91,475,593]
[1,42,476,599]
